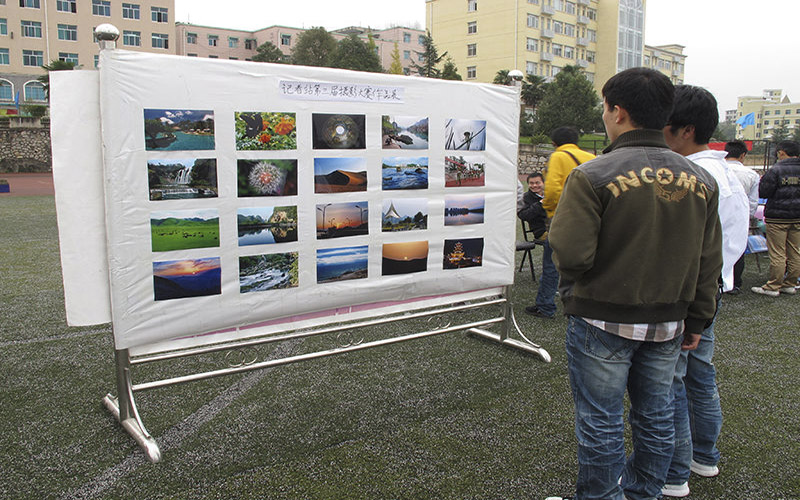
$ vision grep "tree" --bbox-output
[331,34,383,73]
[792,127,800,143]
[535,65,601,135]
[252,41,287,63]
[712,121,736,142]
[493,69,512,85]
[389,42,404,74]
[291,27,337,67]
[38,59,77,100]
[521,74,546,110]
[410,31,446,78]
[440,57,462,80]
[770,121,790,143]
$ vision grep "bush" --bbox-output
[22,105,47,118]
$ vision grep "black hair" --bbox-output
[601,67,674,130]
[724,141,748,159]
[777,140,800,157]
[668,85,719,145]
[527,172,543,182]
[550,126,580,147]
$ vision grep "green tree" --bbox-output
[521,74,546,110]
[37,59,77,100]
[770,121,790,142]
[535,65,600,135]
[410,31,446,78]
[291,27,337,67]
[440,57,462,80]
[493,69,512,85]
[252,41,287,63]
[713,121,736,142]
[332,34,383,72]
[792,127,800,143]
[389,42,404,74]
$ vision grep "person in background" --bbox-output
[517,173,548,240]
[724,140,760,294]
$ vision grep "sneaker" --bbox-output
[525,305,555,319]
[751,286,779,297]
[779,286,797,295]
[723,287,741,295]
[545,497,573,500]
[661,482,690,497]
[691,459,719,477]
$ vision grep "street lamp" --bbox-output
[316,203,332,230]
[354,204,367,225]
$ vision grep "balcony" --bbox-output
[577,0,591,5]
[540,28,555,38]
[541,52,554,62]
[576,37,588,46]
[577,59,589,68]
[577,15,590,24]
[541,5,555,15]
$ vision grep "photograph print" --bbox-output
[153,257,221,301]
[238,206,298,246]
[147,158,218,200]
[444,118,486,151]
[444,155,485,187]
[443,238,484,269]
[150,208,220,252]
[237,159,298,197]
[444,194,485,226]
[314,157,367,193]
[235,112,297,151]
[239,252,299,293]
[382,115,429,150]
[312,113,366,149]
[316,201,369,240]
[144,109,215,151]
[382,241,429,276]
[382,198,428,232]
[382,156,429,190]
[316,245,369,284]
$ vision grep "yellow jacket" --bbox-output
[542,144,596,217]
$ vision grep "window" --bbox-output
[403,32,411,43]
[553,21,563,34]
[563,45,574,59]
[57,0,77,13]
[58,52,78,64]
[467,21,477,34]
[467,43,476,57]
[152,33,168,49]
[21,20,42,38]
[187,53,197,57]
[418,35,425,45]
[526,61,539,75]
[565,1,576,14]
[526,38,538,52]
[228,37,238,48]
[587,8,597,20]
[403,50,410,60]
[208,34,218,47]
[245,39,256,50]
[527,14,539,28]
[281,34,291,46]
[57,24,77,41]
[563,23,575,37]
[151,6,168,23]
[552,66,561,76]
[765,111,770,115]
[186,32,197,44]
[587,29,596,42]
[122,3,140,19]
[94,54,99,68]
[0,18,6,36]
[123,30,141,46]
[468,0,477,12]
[552,43,563,57]
[586,50,595,63]
[528,0,539,3]
[467,66,476,79]
[208,55,218,59]
[20,0,40,7]
[764,120,770,125]
[0,79,12,100]
[24,81,46,101]
[418,53,424,62]
[0,49,8,66]
[92,0,110,16]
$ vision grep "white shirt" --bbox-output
[687,150,750,291]
[726,160,760,216]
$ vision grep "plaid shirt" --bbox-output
[582,317,684,342]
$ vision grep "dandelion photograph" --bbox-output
[143,109,215,151]
[237,159,298,197]
[444,155,486,187]
[443,238,484,269]
[237,206,298,246]
[150,209,220,252]
[147,158,218,201]
[382,156,429,190]
[239,252,299,293]
[316,201,368,240]
[235,112,297,151]
[444,118,486,151]
[314,157,367,193]
[382,241,429,276]
[382,198,428,232]
[312,113,366,149]
[153,257,221,301]
[382,115,429,149]
[316,245,369,284]
[444,195,485,226]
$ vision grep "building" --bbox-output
[733,89,800,141]
[643,43,685,85]
[425,0,685,94]
[1,0,176,113]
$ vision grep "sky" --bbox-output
[175,0,800,115]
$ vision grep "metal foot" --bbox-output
[468,327,551,362]
[103,394,162,462]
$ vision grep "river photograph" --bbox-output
[144,109,215,151]
[237,206,298,246]
[382,115,429,150]
[382,156,429,190]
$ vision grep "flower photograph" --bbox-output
[237,159,298,197]
[235,112,297,151]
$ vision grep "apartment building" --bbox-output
[643,43,685,85]
[1,0,175,112]
[734,89,800,141]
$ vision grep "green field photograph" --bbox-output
[150,208,220,252]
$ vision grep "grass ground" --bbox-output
[1,195,799,499]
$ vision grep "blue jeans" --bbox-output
[535,239,559,315]
[566,316,682,500]
[667,318,722,484]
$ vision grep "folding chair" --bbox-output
[516,219,544,282]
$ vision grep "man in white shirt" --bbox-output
[725,141,761,293]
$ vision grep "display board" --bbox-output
[96,50,519,349]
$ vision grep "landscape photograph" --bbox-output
[152,257,221,301]
[382,156,429,190]
[316,245,369,284]
[444,195,485,226]
[382,115,429,149]
[382,198,428,232]
[239,252,299,293]
[143,109,215,151]
[312,113,366,149]
[314,157,367,193]
[147,158,218,200]
[235,111,297,151]
[237,206,298,246]
[316,201,369,240]
[443,238,484,269]
[444,155,486,187]
[150,209,220,252]
[382,241,429,276]
[444,118,486,151]
[237,159,298,197]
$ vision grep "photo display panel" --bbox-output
[99,50,519,349]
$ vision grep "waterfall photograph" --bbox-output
[147,158,218,200]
